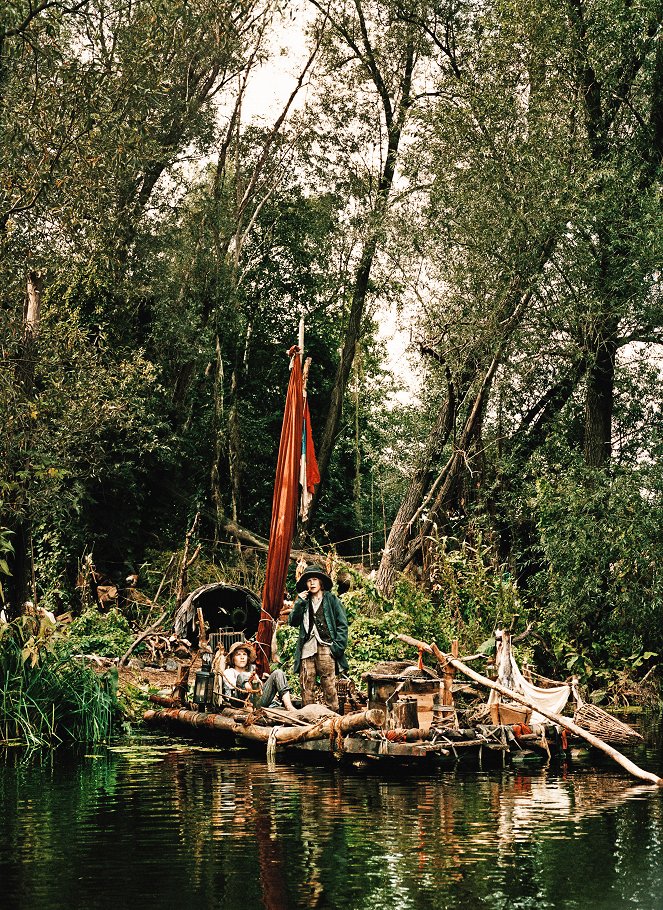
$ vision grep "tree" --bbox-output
[375,0,573,594]
[0,0,281,609]
[300,0,461,528]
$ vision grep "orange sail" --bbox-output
[255,346,305,675]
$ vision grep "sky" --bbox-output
[238,10,419,405]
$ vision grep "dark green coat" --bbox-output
[288,590,349,673]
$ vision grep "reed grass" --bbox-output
[0,618,117,747]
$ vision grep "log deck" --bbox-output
[143,703,570,767]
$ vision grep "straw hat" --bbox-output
[296,565,333,594]
[226,640,256,664]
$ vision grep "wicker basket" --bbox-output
[573,701,643,744]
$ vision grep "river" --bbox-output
[1,718,662,910]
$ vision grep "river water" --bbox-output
[1,720,662,910]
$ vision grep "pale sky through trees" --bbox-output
[239,8,418,404]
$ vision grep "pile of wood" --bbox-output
[134,632,192,666]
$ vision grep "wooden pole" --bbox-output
[428,643,662,787]
[196,607,208,649]
[441,639,458,726]
[298,314,305,364]
[175,512,200,608]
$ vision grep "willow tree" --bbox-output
[565,0,663,467]
[375,0,662,597]
[295,0,469,532]
[375,0,575,595]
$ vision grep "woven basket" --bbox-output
[573,701,643,744]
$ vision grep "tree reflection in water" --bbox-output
[0,738,662,909]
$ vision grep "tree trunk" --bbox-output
[8,272,43,613]
[143,706,385,744]
[210,334,227,540]
[403,339,513,570]
[583,326,618,467]
[375,376,456,597]
[304,42,415,529]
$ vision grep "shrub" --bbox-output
[67,608,133,657]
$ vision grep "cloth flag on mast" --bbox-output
[255,345,319,675]
[299,396,320,521]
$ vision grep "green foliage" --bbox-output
[274,624,300,694]
[0,526,13,603]
[424,535,523,648]
[0,617,118,746]
[67,609,133,658]
[531,462,663,658]
[552,636,659,707]
[344,610,411,679]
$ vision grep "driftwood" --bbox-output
[119,555,179,666]
[175,513,201,608]
[223,519,322,564]
[143,706,384,747]
[119,611,169,667]
[411,639,661,787]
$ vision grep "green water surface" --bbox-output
[1,723,662,910]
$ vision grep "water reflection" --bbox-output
[0,734,662,910]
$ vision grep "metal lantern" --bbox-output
[193,651,214,710]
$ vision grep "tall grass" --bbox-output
[0,618,117,746]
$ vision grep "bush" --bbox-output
[531,463,663,662]
[67,608,133,657]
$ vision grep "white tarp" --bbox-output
[488,632,571,725]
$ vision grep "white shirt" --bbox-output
[300,591,326,659]
[222,667,253,696]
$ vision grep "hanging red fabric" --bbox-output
[254,346,304,675]
[304,399,320,492]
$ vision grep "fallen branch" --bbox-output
[119,610,169,667]
[176,513,200,608]
[223,519,322,564]
[144,554,177,626]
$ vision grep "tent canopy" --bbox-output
[174,583,261,649]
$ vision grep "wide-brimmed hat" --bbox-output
[296,565,333,593]
[226,640,256,664]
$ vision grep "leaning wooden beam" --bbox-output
[223,519,322,564]
[143,707,384,747]
[423,642,661,787]
[398,633,433,654]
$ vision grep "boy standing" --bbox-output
[288,565,348,712]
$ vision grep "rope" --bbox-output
[328,715,345,756]
[258,609,278,624]
[266,725,281,763]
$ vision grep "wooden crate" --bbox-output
[489,702,532,725]
[365,671,442,731]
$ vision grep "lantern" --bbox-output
[193,651,214,710]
